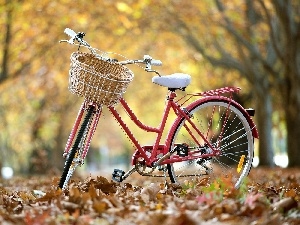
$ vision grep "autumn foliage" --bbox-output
[1,1,300,224]
[0,168,299,224]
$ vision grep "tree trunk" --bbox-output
[52,102,77,171]
[1,0,13,82]
[52,118,66,171]
[285,79,300,167]
[286,113,300,167]
[255,89,275,166]
[272,0,300,167]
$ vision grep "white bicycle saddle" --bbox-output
[152,73,191,89]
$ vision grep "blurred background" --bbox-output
[0,0,299,178]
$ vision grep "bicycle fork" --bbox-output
[59,102,101,189]
[63,102,101,160]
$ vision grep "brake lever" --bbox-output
[145,67,160,76]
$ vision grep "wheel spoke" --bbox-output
[168,100,254,189]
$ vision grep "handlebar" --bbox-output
[64,28,77,40]
[61,28,162,74]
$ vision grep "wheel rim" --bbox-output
[168,100,254,189]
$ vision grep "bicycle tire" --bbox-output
[58,105,95,190]
[167,99,254,189]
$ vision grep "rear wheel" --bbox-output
[58,106,95,190]
[167,99,254,189]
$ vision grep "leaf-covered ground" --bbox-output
[0,168,299,225]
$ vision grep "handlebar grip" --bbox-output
[64,28,77,38]
[151,60,162,66]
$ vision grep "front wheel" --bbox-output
[167,99,254,189]
[58,105,95,190]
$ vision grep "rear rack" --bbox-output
[176,86,241,106]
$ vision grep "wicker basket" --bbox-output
[69,52,134,106]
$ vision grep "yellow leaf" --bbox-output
[116,2,132,13]
[93,200,107,214]
[156,202,164,210]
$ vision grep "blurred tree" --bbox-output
[0,0,84,171]
[4,0,295,175]
[1,0,182,172]
[170,0,275,166]
[268,0,300,167]
[139,0,300,167]
[1,0,12,83]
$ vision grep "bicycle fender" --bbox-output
[167,96,259,144]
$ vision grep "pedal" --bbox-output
[112,169,125,182]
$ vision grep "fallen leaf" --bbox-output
[140,183,160,203]
[93,199,108,214]
[244,193,265,209]
[272,197,297,213]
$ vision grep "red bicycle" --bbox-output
[58,28,258,190]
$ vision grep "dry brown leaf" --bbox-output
[272,197,297,213]
[36,188,62,202]
[183,200,199,210]
[0,168,299,224]
[93,199,108,214]
[164,213,197,225]
[284,189,297,198]
[62,201,80,212]
[222,199,239,214]
[94,176,117,194]
[140,183,160,203]
[88,184,99,200]
[81,191,91,204]
[69,187,82,204]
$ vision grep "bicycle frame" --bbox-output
[64,86,258,169]
[108,91,219,167]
